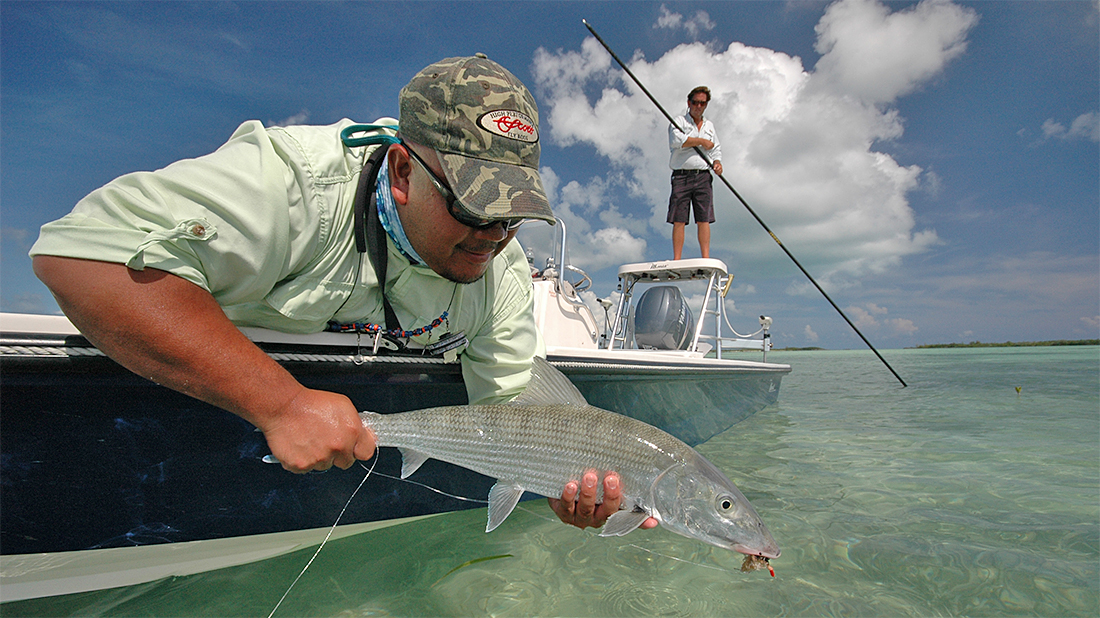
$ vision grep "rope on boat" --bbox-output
[0,344,106,357]
[0,344,456,365]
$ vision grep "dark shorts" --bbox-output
[667,170,715,224]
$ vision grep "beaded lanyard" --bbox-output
[327,285,456,340]
[328,317,448,339]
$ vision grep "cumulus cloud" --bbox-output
[517,167,648,272]
[886,317,919,336]
[845,303,918,336]
[804,324,820,342]
[847,303,883,330]
[269,109,310,127]
[1040,112,1100,142]
[531,0,970,279]
[654,4,716,38]
[812,0,978,103]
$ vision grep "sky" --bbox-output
[2,0,1097,352]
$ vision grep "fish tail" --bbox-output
[359,410,383,429]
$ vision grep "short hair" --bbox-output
[688,86,711,102]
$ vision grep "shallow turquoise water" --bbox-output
[4,347,1098,616]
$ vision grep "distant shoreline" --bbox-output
[908,339,1099,349]
[769,339,1098,352]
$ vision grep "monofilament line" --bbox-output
[267,457,378,618]
[365,467,489,503]
[626,543,733,573]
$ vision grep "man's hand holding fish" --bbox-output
[550,470,660,530]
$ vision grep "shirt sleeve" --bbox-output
[30,121,321,308]
[459,240,544,405]
[668,116,690,151]
[707,120,722,162]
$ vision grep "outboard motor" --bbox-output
[632,285,695,350]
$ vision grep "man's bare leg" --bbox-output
[672,222,686,260]
[698,222,711,258]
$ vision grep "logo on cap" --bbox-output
[478,110,538,143]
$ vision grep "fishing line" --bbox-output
[360,466,577,524]
[358,464,489,504]
[364,468,611,527]
[360,468,560,522]
[267,456,377,618]
[581,18,907,388]
[624,543,732,574]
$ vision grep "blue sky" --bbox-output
[2,0,1097,351]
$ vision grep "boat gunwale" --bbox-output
[1,312,791,376]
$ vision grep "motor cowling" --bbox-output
[632,285,695,350]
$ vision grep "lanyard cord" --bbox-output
[360,148,401,331]
[330,137,401,331]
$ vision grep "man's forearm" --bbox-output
[681,136,714,150]
[32,256,305,428]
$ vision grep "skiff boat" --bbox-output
[0,220,790,601]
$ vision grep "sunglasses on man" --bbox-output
[401,141,525,232]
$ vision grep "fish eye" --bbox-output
[716,495,735,512]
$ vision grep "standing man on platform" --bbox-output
[667,86,723,260]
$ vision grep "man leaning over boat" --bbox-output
[30,54,656,533]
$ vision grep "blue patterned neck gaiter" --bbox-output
[375,162,425,266]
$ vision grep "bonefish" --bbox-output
[360,356,780,560]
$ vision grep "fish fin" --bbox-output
[398,448,430,479]
[512,356,588,406]
[486,482,525,532]
[599,508,652,537]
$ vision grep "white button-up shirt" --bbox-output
[668,112,722,170]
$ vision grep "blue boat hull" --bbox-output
[0,327,788,600]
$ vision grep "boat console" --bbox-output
[530,220,773,361]
[608,258,772,359]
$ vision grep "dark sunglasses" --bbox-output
[401,141,525,232]
[689,99,708,106]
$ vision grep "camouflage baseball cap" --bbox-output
[399,54,555,224]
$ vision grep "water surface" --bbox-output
[4,347,1097,616]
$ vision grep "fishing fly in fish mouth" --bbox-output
[357,357,781,562]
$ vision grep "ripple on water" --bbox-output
[598,580,716,617]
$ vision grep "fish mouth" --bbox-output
[734,544,781,560]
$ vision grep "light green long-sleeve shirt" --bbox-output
[31,118,541,403]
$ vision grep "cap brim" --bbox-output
[438,152,555,224]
